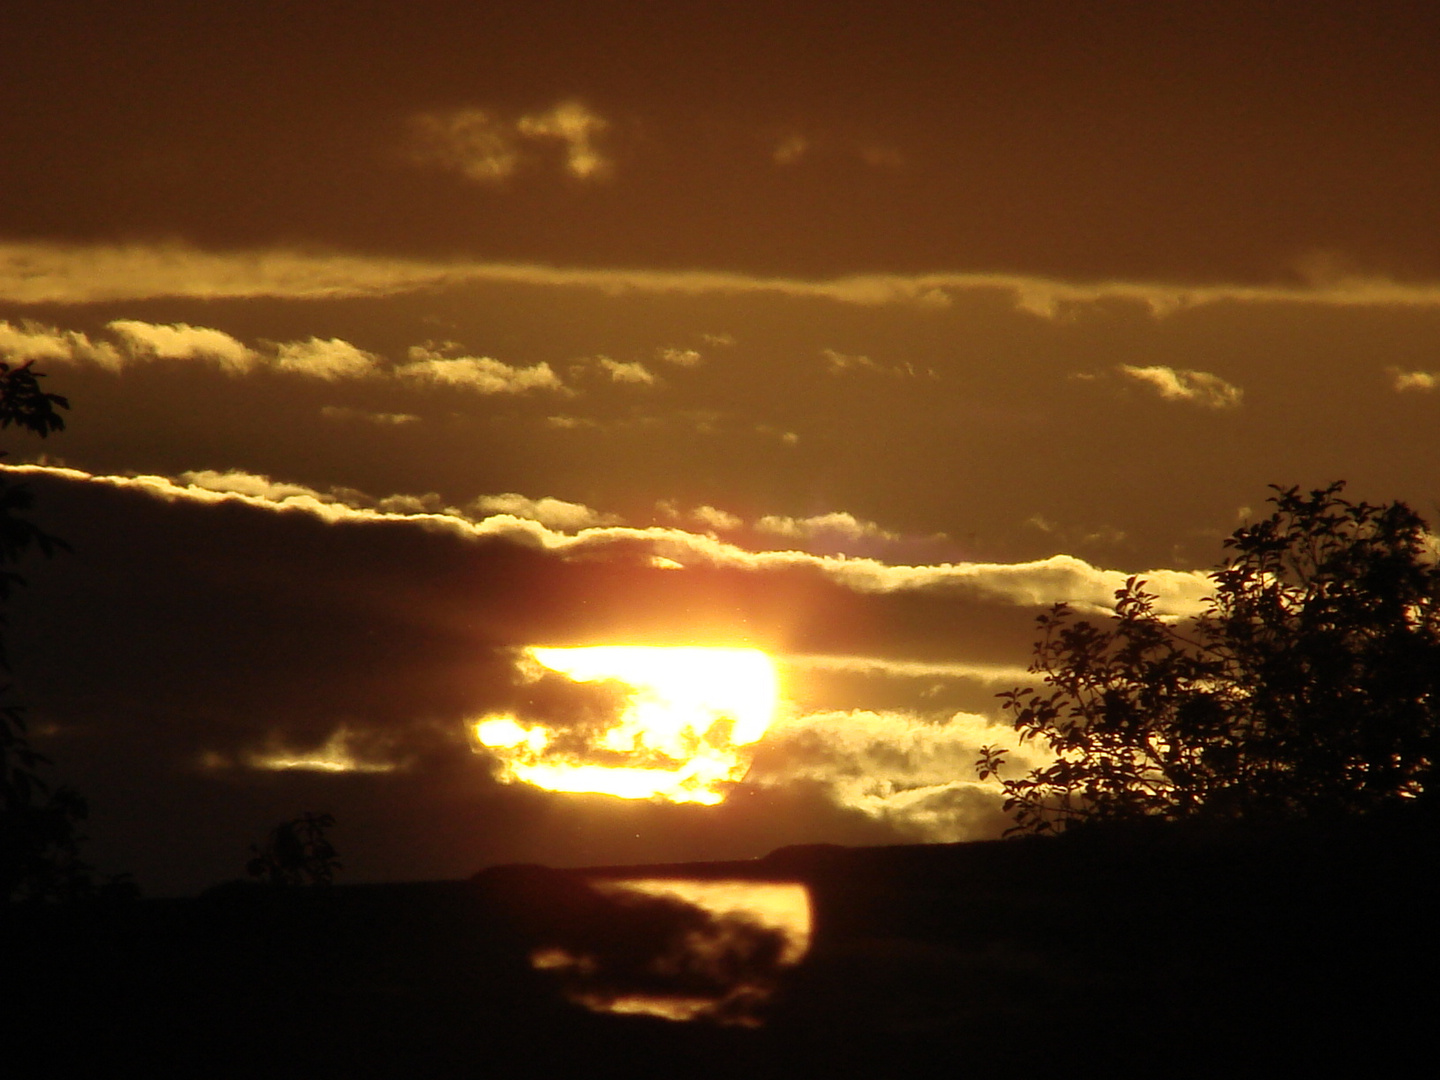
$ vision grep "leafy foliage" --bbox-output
[0,361,90,901]
[981,484,1440,833]
[247,812,342,887]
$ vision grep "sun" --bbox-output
[472,646,779,804]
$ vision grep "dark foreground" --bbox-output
[8,807,1437,1078]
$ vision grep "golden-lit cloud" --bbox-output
[404,107,522,182]
[2,464,1216,616]
[319,405,420,426]
[1388,367,1437,392]
[219,727,403,774]
[109,319,258,373]
[755,511,901,548]
[747,707,1044,841]
[19,241,1440,314]
[9,317,575,396]
[469,493,619,530]
[273,337,380,380]
[822,348,935,379]
[405,100,611,184]
[596,357,657,385]
[657,501,743,533]
[1118,364,1244,409]
[0,319,122,369]
[515,101,611,180]
[657,347,703,367]
[782,653,1031,685]
[396,344,567,394]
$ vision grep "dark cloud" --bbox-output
[7,469,1032,893]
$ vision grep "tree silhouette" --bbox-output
[247,812,342,887]
[0,361,89,901]
[980,483,1440,832]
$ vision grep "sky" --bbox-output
[3,2,1439,895]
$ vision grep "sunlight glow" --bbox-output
[531,878,812,1025]
[473,646,779,804]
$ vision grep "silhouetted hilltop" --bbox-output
[5,804,1435,1077]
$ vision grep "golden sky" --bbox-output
[3,2,1438,893]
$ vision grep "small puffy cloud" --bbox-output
[821,348,932,379]
[691,505,743,532]
[515,100,611,180]
[700,333,735,347]
[597,357,657,385]
[180,469,326,502]
[471,493,619,530]
[399,344,567,394]
[1388,367,1437,392]
[320,406,419,426]
[407,100,611,184]
[772,134,809,166]
[756,512,900,547]
[822,347,882,374]
[657,347,702,367]
[404,108,520,183]
[0,319,122,370]
[655,501,743,533]
[545,414,602,430]
[1118,364,1244,409]
[274,337,380,380]
[109,319,258,373]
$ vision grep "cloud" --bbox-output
[16,318,562,395]
[821,348,933,379]
[108,319,258,373]
[821,348,883,375]
[405,107,522,183]
[747,708,1041,841]
[273,337,380,380]
[772,134,809,166]
[180,469,329,502]
[405,100,611,184]
[596,357,657,385]
[3,463,1215,618]
[1118,364,1244,409]
[515,101,611,180]
[1388,367,1437,392]
[398,345,567,395]
[320,406,420,426]
[471,493,620,530]
[17,240,1440,315]
[657,501,743,533]
[5,464,1222,890]
[0,320,122,370]
[756,512,900,548]
[657,347,703,367]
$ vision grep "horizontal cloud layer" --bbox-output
[11,242,1440,317]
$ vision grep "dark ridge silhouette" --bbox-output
[6,803,1435,1077]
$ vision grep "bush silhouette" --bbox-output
[247,812,342,887]
[981,483,1440,832]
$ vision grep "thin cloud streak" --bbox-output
[1118,364,1244,409]
[12,242,1440,316]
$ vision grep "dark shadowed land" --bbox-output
[8,804,1436,1078]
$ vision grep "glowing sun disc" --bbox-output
[473,646,779,804]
